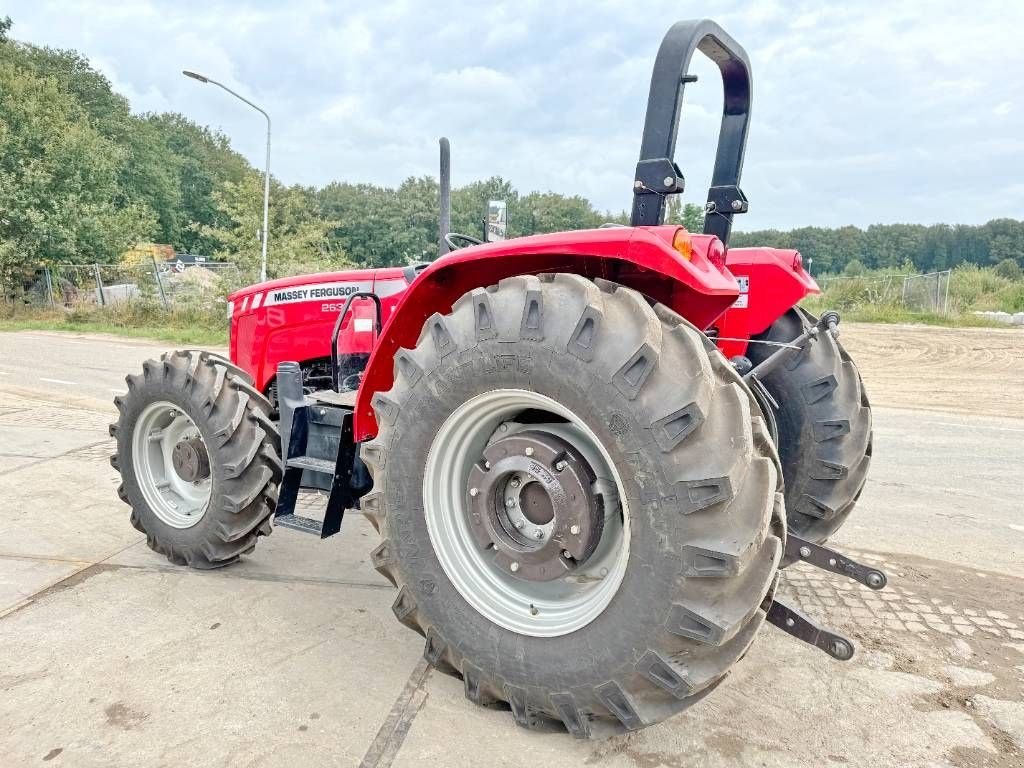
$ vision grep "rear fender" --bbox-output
[353,225,739,440]
[716,247,819,359]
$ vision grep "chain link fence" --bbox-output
[817,270,951,314]
[6,261,244,310]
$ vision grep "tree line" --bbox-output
[2,16,1021,290]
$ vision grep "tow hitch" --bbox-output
[768,537,888,660]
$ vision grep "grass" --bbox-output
[798,299,1010,328]
[0,302,227,346]
[804,263,1024,327]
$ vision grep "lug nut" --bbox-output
[469,487,479,497]
[510,562,520,572]
[484,460,491,469]
[506,498,515,508]
[799,546,811,558]
[663,176,674,187]
[510,478,521,488]
[562,550,572,559]
[554,460,567,471]
[570,524,580,535]
[524,447,534,457]
[514,519,524,529]
[534,530,544,540]
[731,199,743,211]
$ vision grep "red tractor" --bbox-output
[111,19,878,738]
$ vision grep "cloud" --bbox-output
[5,0,1024,229]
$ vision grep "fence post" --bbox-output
[94,265,106,306]
[44,267,56,308]
[151,257,169,309]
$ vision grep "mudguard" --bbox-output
[716,247,820,359]
[353,225,738,441]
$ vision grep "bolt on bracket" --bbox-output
[786,534,888,590]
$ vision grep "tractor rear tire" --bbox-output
[747,308,872,547]
[110,350,282,569]
[362,274,785,737]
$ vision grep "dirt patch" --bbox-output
[839,322,1024,418]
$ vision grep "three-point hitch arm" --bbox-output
[629,19,752,248]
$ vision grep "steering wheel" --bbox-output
[444,232,484,250]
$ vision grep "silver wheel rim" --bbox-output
[131,401,212,529]
[423,389,629,637]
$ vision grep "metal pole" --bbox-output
[151,257,169,309]
[943,270,950,314]
[260,114,271,282]
[439,137,451,258]
[44,267,55,308]
[94,265,106,307]
[182,71,271,282]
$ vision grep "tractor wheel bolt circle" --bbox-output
[465,430,603,583]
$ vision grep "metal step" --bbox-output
[286,455,336,475]
[274,514,324,535]
[309,389,358,408]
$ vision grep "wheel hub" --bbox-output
[466,430,604,582]
[171,436,210,483]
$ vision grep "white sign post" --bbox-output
[486,200,508,242]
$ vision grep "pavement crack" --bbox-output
[359,658,432,768]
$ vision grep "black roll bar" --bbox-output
[630,19,752,247]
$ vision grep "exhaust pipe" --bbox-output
[439,137,451,257]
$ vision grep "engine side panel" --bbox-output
[353,225,740,441]
[228,268,408,392]
[715,247,820,359]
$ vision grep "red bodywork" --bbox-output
[228,266,410,392]
[227,226,818,441]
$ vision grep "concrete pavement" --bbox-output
[0,329,1021,767]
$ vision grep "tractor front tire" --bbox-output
[363,274,785,737]
[747,308,872,546]
[110,350,282,569]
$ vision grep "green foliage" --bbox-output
[199,171,344,279]
[3,15,1023,323]
[804,262,1024,325]
[732,220,1024,275]
[994,258,1023,281]
[843,259,866,277]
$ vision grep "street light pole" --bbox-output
[183,70,271,282]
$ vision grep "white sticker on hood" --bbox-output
[263,280,375,306]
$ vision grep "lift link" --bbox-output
[741,310,842,386]
[766,600,855,661]
[785,534,888,590]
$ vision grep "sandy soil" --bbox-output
[839,323,1024,419]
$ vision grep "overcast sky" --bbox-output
[6,0,1023,230]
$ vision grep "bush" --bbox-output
[994,258,1023,281]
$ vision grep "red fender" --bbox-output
[716,247,820,359]
[353,225,739,441]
